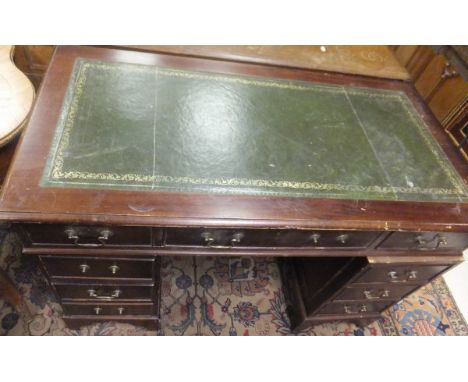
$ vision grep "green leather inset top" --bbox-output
[41,59,468,202]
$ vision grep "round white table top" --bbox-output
[0,45,35,146]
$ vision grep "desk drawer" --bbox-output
[55,284,154,301]
[334,284,416,302]
[62,302,155,316]
[353,264,450,284]
[41,256,154,280]
[165,228,380,249]
[23,224,157,247]
[378,231,468,251]
[316,301,391,316]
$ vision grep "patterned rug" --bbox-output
[1,231,467,336]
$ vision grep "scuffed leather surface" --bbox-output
[41,59,468,202]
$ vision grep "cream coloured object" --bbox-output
[0,45,35,147]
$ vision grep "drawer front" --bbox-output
[41,256,154,280]
[62,303,155,316]
[316,301,391,316]
[165,228,380,249]
[335,284,416,302]
[55,284,154,301]
[353,264,451,284]
[23,224,156,247]
[378,231,468,251]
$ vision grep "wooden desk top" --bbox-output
[0,46,467,231]
[122,45,410,81]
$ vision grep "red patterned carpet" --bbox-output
[1,232,467,336]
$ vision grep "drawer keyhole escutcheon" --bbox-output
[109,264,120,274]
[117,307,125,315]
[94,307,102,315]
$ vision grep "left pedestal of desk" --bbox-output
[19,224,161,331]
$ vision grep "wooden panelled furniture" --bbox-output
[392,46,468,161]
[0,46,467,331]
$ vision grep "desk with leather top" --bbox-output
[0,46,467,330]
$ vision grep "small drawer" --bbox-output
[165,228,281,247]
[316,301,391,316]
[165,228,380,249]
[22,224,157,247]
[353,264,451,284]
[41,256,154,280]
[54,284,154,301]
[276,230,381,249]
[334,284,416,302]
[378,231,468,251]
[62,302,155,316]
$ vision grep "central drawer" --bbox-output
[165,228,381,249]
[41,256,155,280]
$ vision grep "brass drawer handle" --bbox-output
[415,234,448,249]
[201,232,244,248]
[230,232,243,246]
[363,289,390,300]
[336,234,349,244]
[88,288,122,300]
[344,304,367,314]
[387,270,418,282]
[108,264,120,274]
[79,264,90,274]
[407,270,418,280]
[65,228,113,247]
[310,233,321,244]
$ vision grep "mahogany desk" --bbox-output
[0,46,467,331]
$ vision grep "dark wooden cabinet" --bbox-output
[281,256,462,331]
[38,253,160,329]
